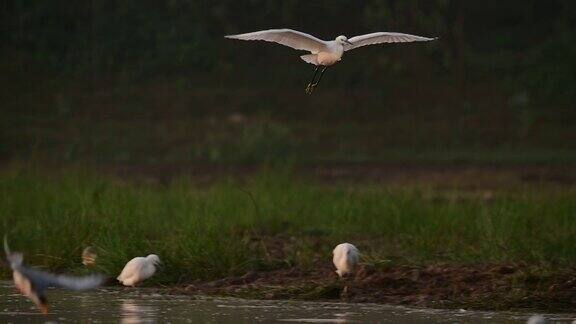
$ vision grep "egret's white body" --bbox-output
[226,29,435,66]
[117,254,161,286]
[332,243,360,278]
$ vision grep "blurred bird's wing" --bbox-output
[226,29,327,53]
[51,273,106,290]
[345,32,436,51]
[19,266,106,292]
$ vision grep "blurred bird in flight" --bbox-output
[4,236,106,314]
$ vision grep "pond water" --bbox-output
[0,281,572,323]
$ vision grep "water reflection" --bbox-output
[281,311,352,323]
[0,281,573,323]
[280,319,349,323]
[120,299,158,323]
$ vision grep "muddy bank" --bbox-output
[176,262,576,312]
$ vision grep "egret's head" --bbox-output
[146,254,161,266]
[335,35,352,45]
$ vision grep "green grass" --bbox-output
[0,165,575,285]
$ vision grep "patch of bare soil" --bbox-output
[172,235,576,312]
[177,262,576,312]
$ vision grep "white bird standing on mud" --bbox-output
[333,243,360,278]
[117,254,161,286]
[4,237,105,314]
[226,28,436,94]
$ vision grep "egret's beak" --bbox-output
[345,40,353,45]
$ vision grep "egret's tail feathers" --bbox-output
[300,54,318,65]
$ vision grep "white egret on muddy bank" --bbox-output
[226,28,436,94]
[117,254,161,286]
[333,243,360,278]
[4,237,105,314]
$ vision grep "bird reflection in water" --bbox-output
[120,299,158,324]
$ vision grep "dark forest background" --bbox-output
[1,1,575,167]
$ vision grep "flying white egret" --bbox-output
[226,28,436,94]
[333,242,360,278]
[4,237,106,314]
[117,254,161,286]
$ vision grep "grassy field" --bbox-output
[1,164,575,290]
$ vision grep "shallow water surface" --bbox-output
[0,281,571,323]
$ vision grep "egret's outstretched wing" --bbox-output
[19,266,106,292]
[345,32,436,51]
[226,29,327,53]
